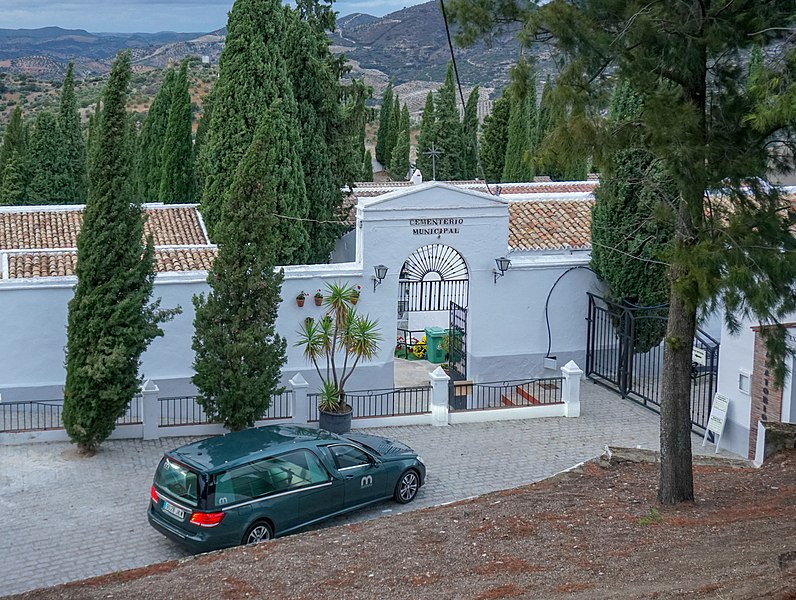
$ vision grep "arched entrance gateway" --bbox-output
[396,244,468,387]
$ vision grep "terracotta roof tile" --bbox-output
[0,206,209,250]
[508,199,595,251]
[7,248,218,279]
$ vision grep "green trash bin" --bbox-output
[425,327,448,363]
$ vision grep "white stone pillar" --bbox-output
[429,366,450,426]
[289,373,309,425]
[141,379,161,440]
[561,360,583,418]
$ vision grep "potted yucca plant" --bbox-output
[295,282,381,433]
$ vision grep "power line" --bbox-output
[438,0,494,196]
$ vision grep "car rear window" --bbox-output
[155,457,199,507]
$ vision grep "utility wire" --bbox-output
[438,0,494,196]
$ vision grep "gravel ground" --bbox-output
[8,449,796,600]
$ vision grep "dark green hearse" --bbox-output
[148,425,426,551]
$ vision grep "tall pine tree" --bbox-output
[63,52,177,454]
[136,69,176,201]
[159,60,195,203]
[192,102,289,431]
[58,62,88,204]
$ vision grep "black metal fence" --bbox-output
[585,293,719,433]
[451,378,564,412]
[159,392,293,427]
[308,386,432,422]
[0,395,143,433]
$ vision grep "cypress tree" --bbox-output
[362,149,373,181]
[462,85,480,179]
[501,91,527,181]
[284,3,341,263]
[385,93,400,169]
[159,60,195,203]
[0,106,27,197]
[0,153,26,205]
[434,63,466,180]
[591,80,674,350]
[374,82,393,166]
[502,60,536,182]
[193,93,213,200]
[27,111,69,204]
[389,104,410,180]
[0,106,25,174]
[192,103,290,431]
[479,92,510,182]
[58,62,88,204]
[136,69,176,201]
[85,101,101,186]
[63,52,178,455]
[416,91,436,180]
[199,0,297,238]
[536,76,553,150]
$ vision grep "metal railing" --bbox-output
[159,396,214,426]
[308,385,432,422]
[1,400,65,432]
[159,391,293,427]
[1,395,143,432]
[455,378,564,412]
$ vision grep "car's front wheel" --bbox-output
[394,469,420,504]
[242,520,273,545]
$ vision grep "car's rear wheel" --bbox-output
[394,469,420,504]
[243,520,273,545]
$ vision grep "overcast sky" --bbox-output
[0,0,423,33]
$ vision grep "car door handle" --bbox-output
[345,475,355,480]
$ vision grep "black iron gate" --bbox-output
[585,293,719,434]
[448,301,468,409]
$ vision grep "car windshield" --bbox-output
[155,457,199,507]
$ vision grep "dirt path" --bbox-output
[10,450,796,600]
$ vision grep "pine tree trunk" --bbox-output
[658,282,696,504]
[659,201,698,504]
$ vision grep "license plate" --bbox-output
[163,500,185,520]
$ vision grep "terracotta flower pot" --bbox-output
[351,296,359,305]
[296,297,305,307]
[314,296,323,306]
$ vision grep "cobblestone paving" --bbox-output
[0,382,735,597]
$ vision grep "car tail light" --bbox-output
[190,511,226,527]
[150,485,158,503]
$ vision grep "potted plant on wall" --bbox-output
[296,291,308,307]
[313,289,324,306]
[350,284,361,305]
[295,282,381,434]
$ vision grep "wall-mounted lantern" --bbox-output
[373,264,388,292]
[493,256,511,284]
